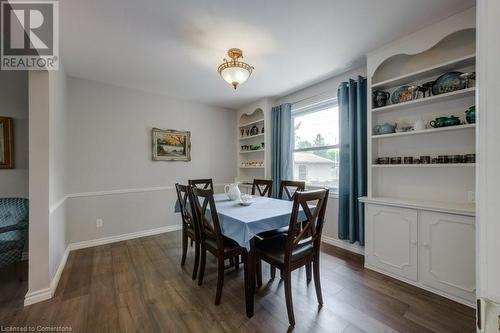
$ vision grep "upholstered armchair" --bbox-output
[0,198,28,269]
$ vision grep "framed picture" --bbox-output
[152,128,191,161]
[0,117,13,169]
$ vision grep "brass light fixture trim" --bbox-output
[217,48,254,89]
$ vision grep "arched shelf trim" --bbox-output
[239,108,264,126]
[367,7,475,77]
[372,28,476,83]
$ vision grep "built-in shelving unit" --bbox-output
[363,16,477,306]
[237,107,267,183]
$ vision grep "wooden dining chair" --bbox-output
[175,183,201,280]
[278,180,306,200]
[191,187,248,305]
[255,188,329,327]
[251,179,273,197]
[188,178,214,190]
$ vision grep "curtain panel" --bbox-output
[271,103,292,198]
[337,77,367,245]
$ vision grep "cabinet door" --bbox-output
[366,204,418,281]
[420,211,475,302]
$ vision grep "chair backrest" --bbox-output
[191,187,224,252]
[251,179,273,197]
[285,189,329,263]
[188,178,214,190]
[175,184,200,239]
[0,198,28,229]
[279,180,306,200]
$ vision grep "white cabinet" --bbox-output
[366,204,418,281]
[364,202,476,306]
[420,211,475,302]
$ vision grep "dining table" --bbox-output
[175,192,307,317]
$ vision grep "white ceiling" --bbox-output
[60,0,475,109]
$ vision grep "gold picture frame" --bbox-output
[0,117,13,169]
[152,128,191,161]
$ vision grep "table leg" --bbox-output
[244,238,256,317]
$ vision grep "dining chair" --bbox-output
[255,188,329,327]
[191,187,248,305]
[175,183,201,280]
[251,179,273,197]
[278,180,306,200]
[188,178,214,190]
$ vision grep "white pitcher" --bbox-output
[224,182,241,201]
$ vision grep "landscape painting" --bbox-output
[152,128,191,161]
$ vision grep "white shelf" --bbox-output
[372,163,475,168]
[240,166,264,169]
[239,149,265,154]
[239,133,264,141]
[358,196,475,216]
[239,118,265,128]
[371,54,476,90]
[372,124,475,139]
[372,87,475,113]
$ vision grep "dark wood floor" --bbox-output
[0,231,474,332]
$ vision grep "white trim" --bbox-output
[24,287,52,306]
[68,224,182,251]
[322,236,365,255]
[49,195,68,214]
[25,224,182,306]
[66,184,226,199]
[365,263,475,308]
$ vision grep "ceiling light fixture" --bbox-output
[217,48,254,90]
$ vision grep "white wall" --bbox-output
[477,0,500,306]
[48,68,68,281]
[274,66,367,254]
[0,71,28,198]
[66,77,237,244]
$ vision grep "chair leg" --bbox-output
[215,257,225,305]
[16,261,24,282]
[313,256,323,305]
[306,262,312,284]
[234,255,240,270]
[280,269,284,280]
[229,257,234,266]
[256,257,262,287]
[181,230,188,266]
[192,241,200,280]
[270,265,276,279]
[283,268,295,327]
[190,239,194,247]
[198,244,206,286]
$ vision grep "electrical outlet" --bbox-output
[96,218,103,228]
[467,191,476,203]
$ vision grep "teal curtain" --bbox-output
[271,103,292,198]
[338,77,367,245]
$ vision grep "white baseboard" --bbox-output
[68,224,182,251]
[322,236,365,255]
[24,287,53,306]
[25,224,182,307]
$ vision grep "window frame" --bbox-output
[291,98,339,192]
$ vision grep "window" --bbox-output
[292,100,339,191]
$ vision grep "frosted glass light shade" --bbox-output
[220,67,251,89]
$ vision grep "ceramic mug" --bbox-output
[420,156,431,164]
[390,157,401,164]
[403,156,413,164]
